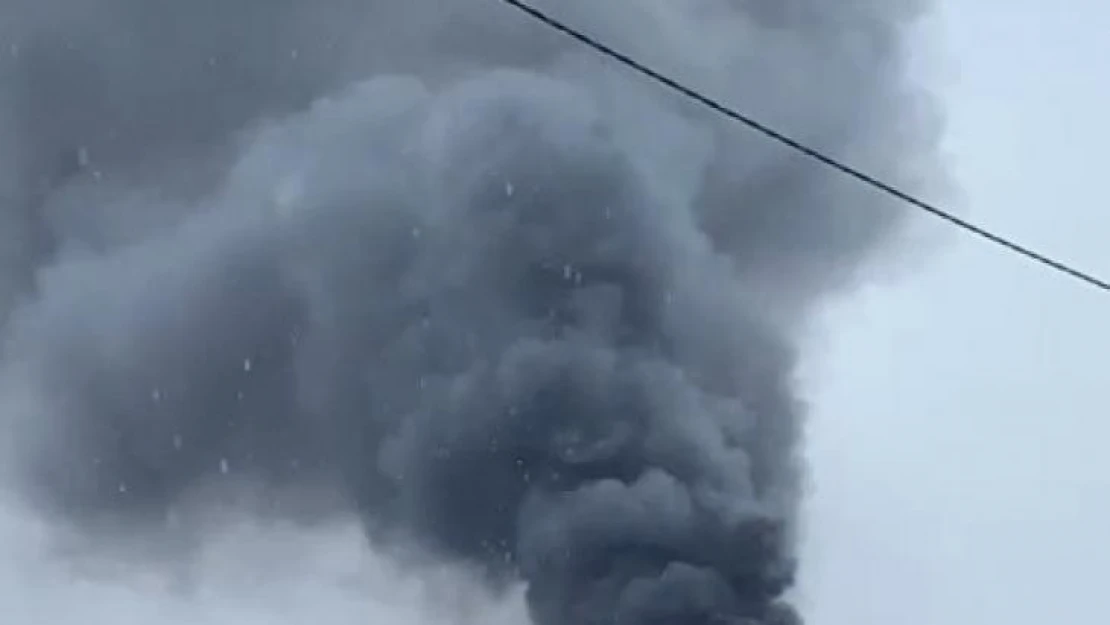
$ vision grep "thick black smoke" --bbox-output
[0,2,941,624]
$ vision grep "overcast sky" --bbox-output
[801,1,1110,622]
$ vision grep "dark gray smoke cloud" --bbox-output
[0,1,941,624]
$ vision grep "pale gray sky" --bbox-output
[801,1,1110,622]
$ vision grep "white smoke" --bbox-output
[0,493,531,625]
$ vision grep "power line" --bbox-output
[496,0,1110,293]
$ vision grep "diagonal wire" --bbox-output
[497,0,1110,293]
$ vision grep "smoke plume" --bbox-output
[0,1,941,624]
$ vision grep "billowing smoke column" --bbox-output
[0,1,940,624]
